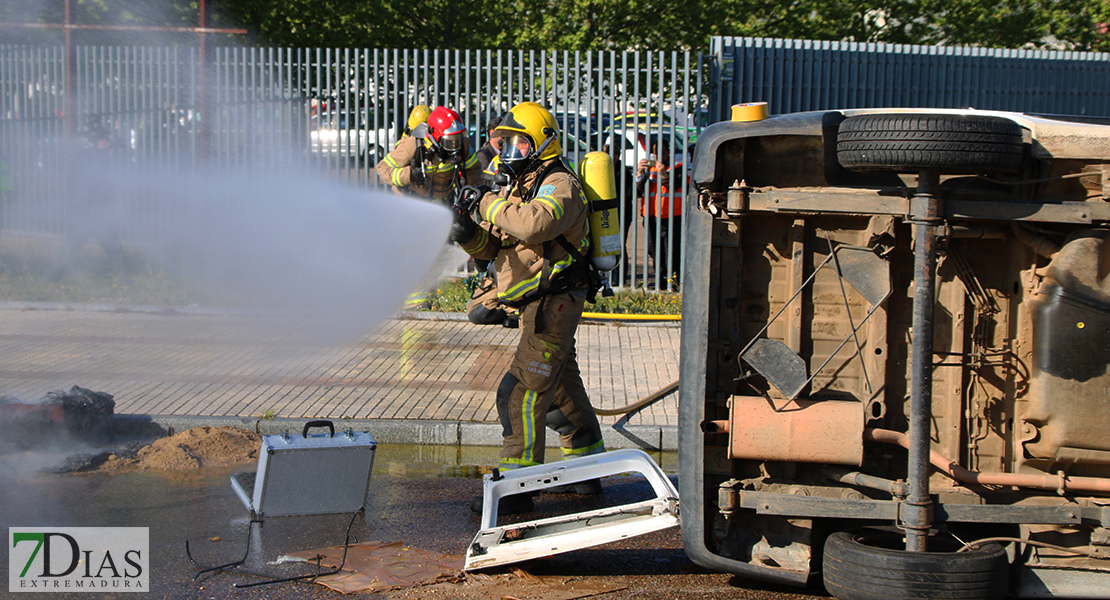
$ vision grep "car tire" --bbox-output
[837,113,1024,174]
[822,530,1009,600]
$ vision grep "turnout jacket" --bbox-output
[375,135,483,200]
[458,158,591,308]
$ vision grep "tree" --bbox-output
[0,0,229,44]
[3,0,1107,51]
[716,0,1110,50]
[1045,0,1110,50]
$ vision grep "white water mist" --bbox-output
[20,162,456,342]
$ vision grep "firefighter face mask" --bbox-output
[440,132,465,156]
[499,134,534,176]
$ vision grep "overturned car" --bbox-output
[679,106,1110,598]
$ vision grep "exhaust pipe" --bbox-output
[701,420,729,434]
[865,428,1110,495]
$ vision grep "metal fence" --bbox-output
[4,39,1110,294]
[709,36,1110,120]
[0,45,704,292]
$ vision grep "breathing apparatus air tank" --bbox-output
[578,151,622,272]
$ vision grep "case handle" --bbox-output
[302,420,335,438]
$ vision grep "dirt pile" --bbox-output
[100,426,261,471]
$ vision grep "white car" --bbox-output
[602,125,689,172]
[309,110,397,164]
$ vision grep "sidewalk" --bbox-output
[0,303,682,450]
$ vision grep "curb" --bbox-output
[114,414,680,452]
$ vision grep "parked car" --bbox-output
[682,107,1110,599]
[559,130,592,171]
[309,106,396,164]
[611,110,703,143]
[602,125,689,171]
[553,111,611,139]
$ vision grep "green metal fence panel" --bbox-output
[710,37,1110,121]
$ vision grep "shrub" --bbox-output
[424,277,681,315]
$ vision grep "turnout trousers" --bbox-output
[497,291,606,468]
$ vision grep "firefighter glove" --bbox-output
[449,204,477,244]
[409,155,425,186]
[457,185,491,213]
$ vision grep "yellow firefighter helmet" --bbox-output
[495,102,561,176]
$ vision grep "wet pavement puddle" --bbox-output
[1,441,679,598]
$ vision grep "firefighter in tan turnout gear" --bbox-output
[375,106,483,202]
[450,101,607,515]
[376,105,484,308]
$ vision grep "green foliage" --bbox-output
[425,276,476,312]
[706,0,1104,49]
[479,0,736,51]
[57,0,1110,51]
[1046,0,1110,51]
[588,288,683,315]
[8,0,1108,62]
[422,277,682,315]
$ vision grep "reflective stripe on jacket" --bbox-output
[639,163,686,218]
[458,158,589,307]
[375,135,483,199]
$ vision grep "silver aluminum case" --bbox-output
[235,428,376,517]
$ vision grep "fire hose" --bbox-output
[581,312,681,321]
[594,379,678,416]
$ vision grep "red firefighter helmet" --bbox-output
[427,106,467,156]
